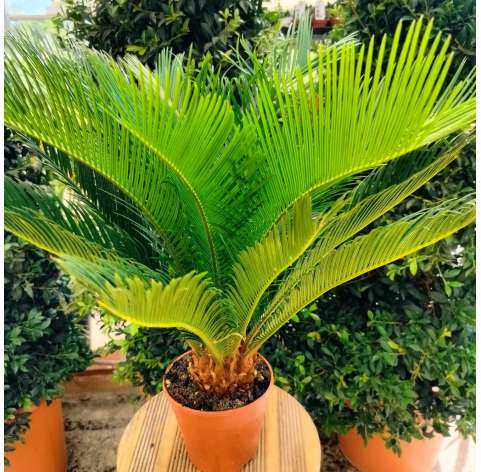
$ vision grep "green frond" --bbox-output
[58,257,235,363]
[244,18,475,245]
[4,177,148,263]
[31,143,162,252]
[227,196,314,336]
[4,32,255,279]
[246,196,475,353]
[348,139,460,205]
[249,135,471,324]
[87,48,260,278]
[37,143,193,271]
[226,195,346,340]
[314,135,472,256]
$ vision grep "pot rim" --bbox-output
[162,350,274,417]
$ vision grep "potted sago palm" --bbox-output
[4,19,475,472]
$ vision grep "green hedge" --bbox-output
[263,255,475,453]
[55,0,267,69]
[4,129,93,458]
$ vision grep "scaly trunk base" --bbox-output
[188,348,258,396]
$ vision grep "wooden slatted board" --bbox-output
[117,386,321,471]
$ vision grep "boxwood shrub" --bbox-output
[4,130,93,459]
[55,0,267,69]
[263,256,475,453]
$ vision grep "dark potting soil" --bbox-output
[165,355,271,411]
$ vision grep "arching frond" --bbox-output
[58,257,233,363]
[5,177,147,263]
[4,32,256,279]
[245,196,475,353]
[247,134,471,324]
[226,194,345,339]
[244,18,476,244]
[36,143,192,271]
[313,134,472,256]
[31,143,159,241]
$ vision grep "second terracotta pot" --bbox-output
[163,351,274,472]
[5,399,67,472]
[339,427,444,472]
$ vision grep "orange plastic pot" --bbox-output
[163,351,274,472]
[339,427,444,472]
[6,399,67,472]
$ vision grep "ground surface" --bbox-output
[64,390,143,472]
[63,374,473,472]
[63,375,356,472]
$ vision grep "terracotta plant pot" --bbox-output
[6,399,67,472]
[339,427,444,472]
[163,351,274,472]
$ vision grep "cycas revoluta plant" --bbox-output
[5,19,475,396]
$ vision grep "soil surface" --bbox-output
[165,354,271,411]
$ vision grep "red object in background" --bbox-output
[311,17,338,29]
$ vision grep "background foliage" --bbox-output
[263,259,475,453]
[108,322,184,395]
[312,0,475,450]
[55,0,267,69]
[330,0,475,72]
[4,129,93,456]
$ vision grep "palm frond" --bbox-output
[260,136,471,315]
[4,177,150,264]
[226,195,337,338]
[348,141,450,205]
[4,32,255,279]
[37,143,192,271]
[316,134,472,253]
[58,257,235,363]
[244,18,476,245]
[246,196,475,353]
